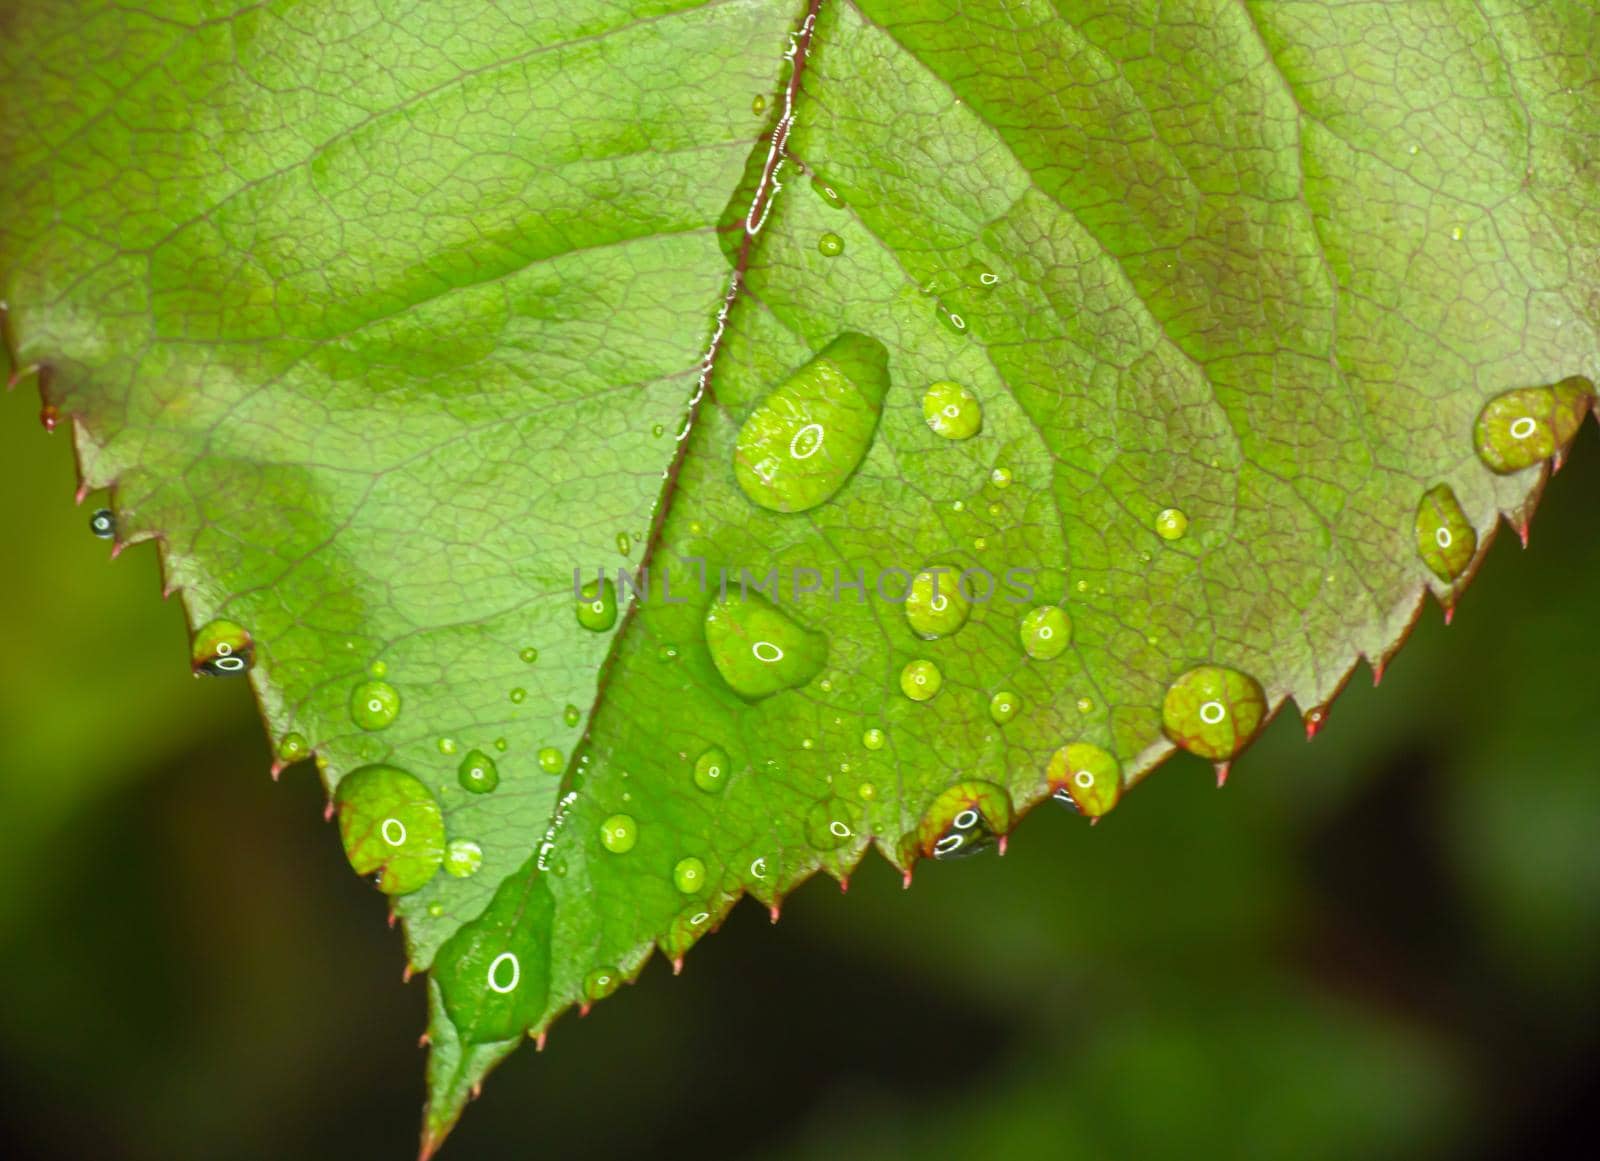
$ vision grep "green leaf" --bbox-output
[3,0,1596,1152]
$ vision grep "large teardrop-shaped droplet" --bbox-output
[1473,377,1593,473]
[733,332,889,514]
[334,764,446,895]
[704,593,827,699]
[1047,742,1122,819]
[1414,484,1476,583]
[434,859,555,1043]
[1161,665,1267,761]
[912,779,1013,861]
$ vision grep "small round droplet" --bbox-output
[1473,378,1594,473]
[657,643,680,663]
[862,727,886,750]
[990,467,1012,488]
[673,856,708,894]
[278,732,309,763]
[334,764,445,894]
[914,780,1013,860]
[599,814,637,854]
[458,750,500,794]
[989,691,1018,724]
[1415,484,1476,582]
[693,745,730,793]
[493,736,509,752]
[538,747,564,775]
[192,619,254,677]
[1047,743,1122,818]
[922,380,982,440]
[508,687,527,704]
[445,839,484,878]
[817,232,844,257]
[934,304,968,336]
[1161,665,1267,760]
[899,658,943,702]
[904,565,972,638]
[576,578,618,632]
[89,508,115,539]
[616,532,631,556]
[563,704,581,728]
[584,966,622,1003]
[519,646,539,664]
[349,679,401,730]
[858,781,877,800]
[1155,507,1189,540]
[752,93,768,115]
[437,737,458,755]
[1019,606,1071,660]
[805,796,862,850]
[1075,696,1095,714]
[427,902,445,918]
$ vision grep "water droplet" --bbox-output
[1155,507,1189,540]
[427,902,445,918]
[576,578,618,632]
[922,380,982,440]
[278,732,309,763]
[493,736,509,752]
[858,782,877,800]
[914,780,1013,860]
[673,856,708,894]
[334,764,444,894]
[437,737,458,755]
[509,687,527,704]
[752,93,768,115]
[538,747,564,775]
[817,232,844,257]
[1019,606,1071,660]
[584,965,622,1004]
[1075,696,1095,714]
[434,865,554,1043]
[733,332,889,514]
[1415,484,1476,582]
[445,839,484,878]
[1161,665,1268,760]
[1047,742,1122,818]
[990,467,1012,488]
[693,745,730,793]
[349,679,400,730]
[905,565,971,638]
[862,727,886,750]
[599,814,637,854]
[192,619,254,677]
[615,532,631,556]
[812,177,846,209]
[1473,377,1594,473]
[89,508,114,538]
[704,593,827,699]
[972,536,987,552]
[934,303,968,335]
[519,646,539,664]
[657,643,680,663]
[458,750,500,794]
[989,690,1018,724]
[805,796,862,850]
[899,658,943,701]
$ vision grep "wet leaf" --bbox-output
[2,1,1596,1151]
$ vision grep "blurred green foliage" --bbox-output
[1,379,1596,1159]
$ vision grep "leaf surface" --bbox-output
[2,0,1596,1150]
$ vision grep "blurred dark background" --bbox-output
[1,378,1595,1161]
